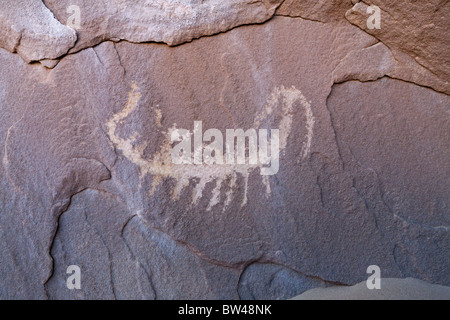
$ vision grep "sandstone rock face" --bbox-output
[345,1,450,85]
[43,0,283,52]
[277,0,353,22]
[0,0,76,62]
[0,1,449,300]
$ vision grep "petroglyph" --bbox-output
[107,82,314,210]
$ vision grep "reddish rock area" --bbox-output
[0,1,448,299]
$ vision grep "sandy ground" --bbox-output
[292,278,450,300]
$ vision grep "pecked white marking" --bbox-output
[106,82,314,210]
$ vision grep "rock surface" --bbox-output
[276,0,353,22]
[293,278,450,300]
[43,0,283,52]
[0,0,76,62]
[0,1,449,300]
[345,1,450,84]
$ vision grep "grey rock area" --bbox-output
[239,263,329,300]
[0,1,449,300]
[293,278,450,300]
